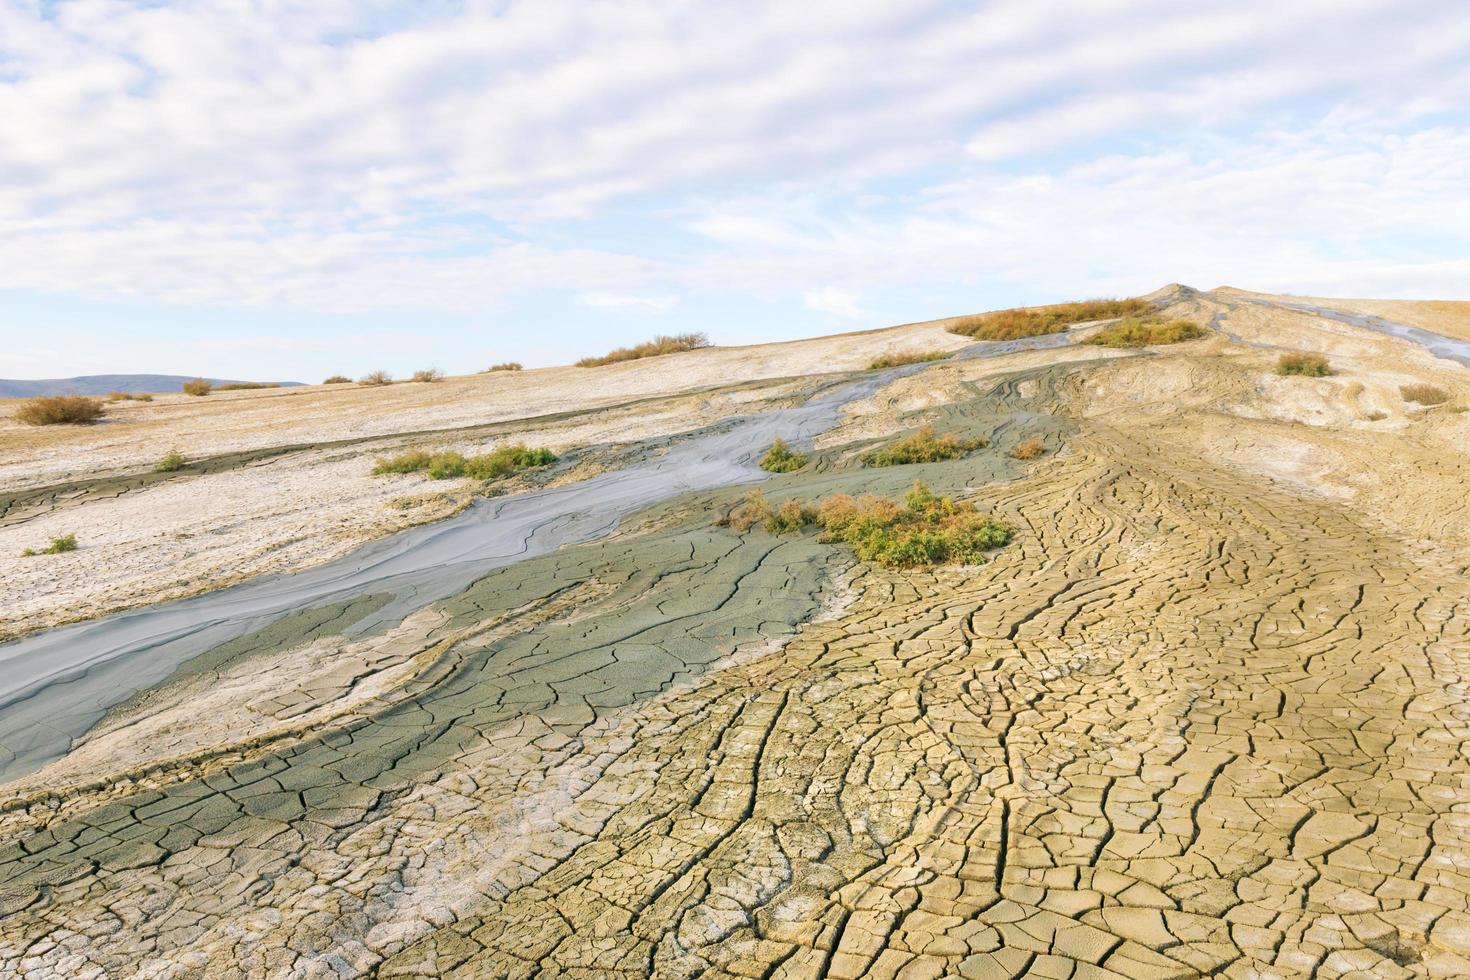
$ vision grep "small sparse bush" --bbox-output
[182,378,212,396]
[359,370,393,386]
[106,391,153,402]
[13,396,106,426]
[215,382,279,391]
[323,375,352,384]
[759,437,807,473]
[411,368,444,383]
[1086,317,1206,348]
[868,350,951,370]
[862,425,983,467]
[949,298,1154,341]
[1276,352,1333,377]
[718,489,776,532]
[766,499,815,534]
[371,444,556,480]
[1010,438,1045,460]
[21,533,78,557]
[156,450,186,472]
[1400,383,1449,405]
[577,333,712,368]
[483,362,523,373]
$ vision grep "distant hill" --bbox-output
[0,375,304,398]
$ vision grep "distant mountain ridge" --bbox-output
[0,375,304,398]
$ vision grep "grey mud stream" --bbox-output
[0,339,1059,784]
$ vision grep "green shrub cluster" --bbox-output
[949,298,1154,340]
[1276,352,1333,376]
[868,350,951,370]
[718,482,1012,567]
[1085,317,1206,348]
[759,437,807,473]
[577,333,711,367]
[21,533,78,557]
[372,444,556,480]
[156,450,186,472]
[862,425,983,467]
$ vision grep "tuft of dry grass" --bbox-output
[949,298,1154,341]
[322,375,352,384]
[1400,382,1449,405]
[1276,352,1334,377]
[759,437,807,473]
[1010,438,1045,460]
[1086,317,1206,348]
[13,396,106,426]
[106,391,154,402]
[411,368,444,383]
[181,378,212,396]
[483,362,523,372]
[21,533,78,557]
[577,332,712,368]
[868,350,952,370]
[862,425,983,467]
[359,370,393,386]
[215,382,279,391]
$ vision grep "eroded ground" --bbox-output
[2,286,1470,978]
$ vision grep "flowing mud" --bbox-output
[2,288,1470,978]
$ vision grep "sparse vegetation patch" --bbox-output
[759,438,807,473]
[1085,317,1206,348]
[13,396,106,426]
[949,298,1154,341]
[719,482,1012,567]
[1276,352,1334,376]
[156,450,186,472]
[868,350,951,370]
[1401,383,1449,405]
[21,533,78,557]
[107,391,153,402]
[411,368,443,383]
[1010,438,1045,460]
[483,362,523,373]
[181,379,212,396]
[372,444,556,480]
[215,382,279,391]
[359,370,393,386]
[862,425,984,467]
[323,375,352,384]
[577,333,712,368]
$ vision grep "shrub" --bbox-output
[372,450,433,475]
[766,499,815,534]
[359,370,393,386]
[106,391,153,402]
[949,298,1153,340]
[371,445,556,480]
[411,368,443,383]
[14,396,106,426]
[1276,352,1333,377]
[156,450,186,472]
[1086,317,1206,348]
[1010,438,1045,460]
[577,332,712,368]
[718,489,776,531]
[759,437,807,473]
[868,350,951,370]
[181,378,212,396]
[323,375,352,384]
[1400,383,1449,405]
[483,362,523,373]
[862,425,983,467]
[21,533,78,557]
[215,382,279,391]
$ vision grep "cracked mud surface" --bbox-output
[2,288,1470,978]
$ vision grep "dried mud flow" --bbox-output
[2,288,1470,978]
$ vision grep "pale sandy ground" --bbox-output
[3,288,1467,643]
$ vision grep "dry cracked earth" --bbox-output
[2,286,1470,978]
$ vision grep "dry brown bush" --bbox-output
[577,333,711,368]
[13,396,106,426]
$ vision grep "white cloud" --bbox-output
[804,287,866,319]
[579,292,679,313]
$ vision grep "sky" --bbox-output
[2,0,1469,382]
